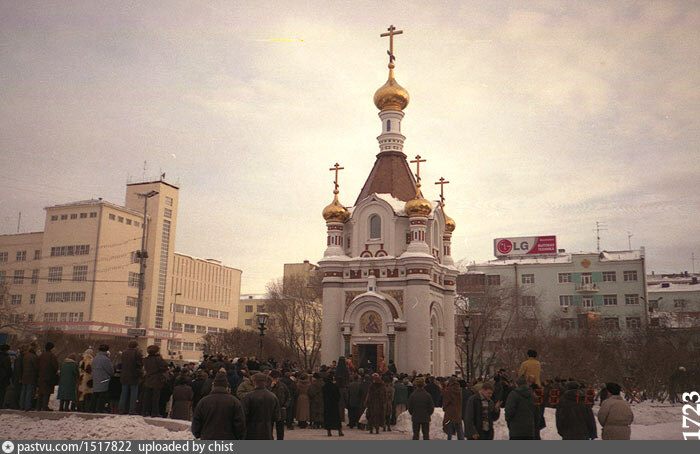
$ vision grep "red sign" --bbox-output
[494,236,557,257]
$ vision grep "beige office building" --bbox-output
[0,180,241,361]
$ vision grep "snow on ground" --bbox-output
[0,400,685,440]
[0,414,193,440]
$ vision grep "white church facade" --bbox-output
[319,26,458,376]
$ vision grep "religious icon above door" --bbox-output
[360,310,382,333]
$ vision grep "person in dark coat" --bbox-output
[142,345,168,417]
[159,368,175,417]
[346,375,363,428]
[37,342,59,410]
[241,373,280,440]
[425,376,442,408]
[443,377,464,440]
[556,381,597,440]
[464,382,501,440]
[280,369,297,430]
[192,370,211,410]
[118,341,142,415]
[365,373,386,435]
[0,345,12,409]
[269,370,290,440]
[7,345,27,409]
[322,373,344,436]
[407,376,434,440]
[505,375,536,440]
[191,372,245,440]
[171,376,194,421]
[20,343,39,411]
[308,373,324,429]
[57,354,79,411]
[460,379,474,435]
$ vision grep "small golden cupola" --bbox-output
[405,155,432,218]
[322,163,350,223]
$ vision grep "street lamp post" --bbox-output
[171,292,182,357]
[256,312,269,361]
[463,314,471,382]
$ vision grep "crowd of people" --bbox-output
[0,343,635,440]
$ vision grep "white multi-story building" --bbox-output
[461,248,649,332]
[648,275,700,328]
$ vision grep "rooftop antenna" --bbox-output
[142,160,147,180]
[693,252,698,274]
[595,221,608,252]
[627,231,633,250]
[17,212,21,233]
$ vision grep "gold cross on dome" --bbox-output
[329,163,344,191]
[380,25,403,63]
[410,155,426,183]
[435,177,450,205]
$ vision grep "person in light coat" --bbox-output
[91,345,114,413]
[598,382,634,440]
[517,349,542,386]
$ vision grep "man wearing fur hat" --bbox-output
[555,381,597,440]
[192,372,245,440]
[269,370,290,439]
[407,376,434,440]
[242,372,280,439]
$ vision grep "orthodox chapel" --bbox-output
[319,26,458,375]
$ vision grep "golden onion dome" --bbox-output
[373,63,410,111]
[322,192,349,223]
[405,189,432,218]
[444,211,456,233]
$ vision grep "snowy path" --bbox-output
[0,401,684,440]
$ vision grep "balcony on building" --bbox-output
[575,283,600,293]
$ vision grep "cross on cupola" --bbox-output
[329,162,344,193]
[435,177,450,206]
[410,155,426,186]
[380,25,403,63]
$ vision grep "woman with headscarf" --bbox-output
[365,373,386,434]
[321,373,343,436]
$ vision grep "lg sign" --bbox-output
[494,235,557,258]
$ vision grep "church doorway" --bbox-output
[357,344,378,372]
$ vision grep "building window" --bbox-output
[34,250,41,260]
[72,265,88,281]
[165,196,173,206]
[48,267,62,282]
[128,272,140,287]
[44,313,58,322]
[16,251,26,261]
[604,317,619,330]
[522,295,536,307]
[126,296,138,307]
[674,299,687,308]
[124,316,136,326]
[70,213,77,219]
[90,212,97,218]
[220,311,229,320]
[184,324,195,333]
[109,214,116,220]
[164,208,172,219]
[558,273,572,283]
[126,218,132,225]
[208,310,219,318]
[626,317,641,329]
[198,307,208,317]
[582,296,593,308]
[0,271,5,284]
[30,294,36,305]
[31,269,39,284]
[130,251,139,263]
[134,221,140,227]
[257,304,265,312]
[50,245,90,257]
[244,319,252,326]
[80,213,87,219]
[521,274,535,284]
[562,319,576,330]
[117,216,124,223]
[602,271,617,282]
[172,322,183,331]
[0,252,7,262]
[61,214,67,220]
[369,215,381,239]
[623,270,638,282]
[45,291,86,302]
[182,342,195,351]
[13,270,24,285]
[196,325,206,334]
[173,304,184,313]
[559,295,573,307]
[603,295,618,306]
[51,215,58,221]
[245,305,253,313]
[625,294,639,305]
[487,275,501,286]
[10,295,22,305]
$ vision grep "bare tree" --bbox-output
[0,283,34,336]
[202,328,294,361]
[266,272,323,369]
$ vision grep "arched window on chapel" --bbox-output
[369,215,381,240]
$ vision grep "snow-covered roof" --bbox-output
[240,293,269,300]
[46,199,145,217]
[648,283,700,294]
[599,250,642,262]
[375,193,406,215]
[472,254,573,266]
[174,252,241,271]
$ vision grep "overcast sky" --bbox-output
[1,0,699,293]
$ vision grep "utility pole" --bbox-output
[627,231,633,250]
[693,253,698,274]
[595,221,607,252]
[17,212,21,233]
[135,190,158,332]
